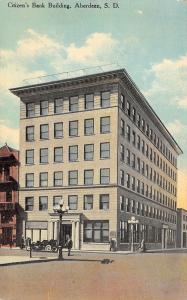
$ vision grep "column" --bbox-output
[75,221,80,250]
[23,220,26,238]
[161,228,164,249]
[165,229,168,249]
[72,221,75,249]
[54,222,58,241]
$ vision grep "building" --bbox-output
[177,208,187,248]
[0,144,19,246]
[10,68,182,250]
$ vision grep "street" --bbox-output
[0,249,187,300]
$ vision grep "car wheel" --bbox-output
[45,245,52,252]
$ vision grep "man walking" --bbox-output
[66,237,73,256]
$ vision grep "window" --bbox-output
[126,101,131,116]
[84,144,94,161]
[100,168,110,184]
[146,144,149,157]
[132,107,136,122]
[126,125,130,141]
[121,94,125,110]
[132,176,135,191]
[137,135,140,150]
[54,171,63,186]
[142,140,145,154]
[54,147,63,162]
[40,148,48,164]
[120,195,125,211]
[126,149,130,165]
[100,142,110,159]
[120,170,125,186]
[126,197,130,212]
[69,121,78,137]
[53,196,62,208]
[141,182,144,195]
[100,117,110,133]
[40,124,49,139]
[84,195,93,210]
[146,124,149,137]
[85,94,94,109]
[54,98,63,114]
[120,119,125,137]
[6,191,12,202]
[25,197,34,211]
[39,196,48,211]
[120,144,125,161]
[101,91,110,107]
[54,122,63,138]
[126,173,130,188]
[26,103,35,118]
[84,221,109,242]
[69,96,79,112]
[69,145,78,162]
[40,100,48,115]
[68,195,78,210]
[141,161,145,175]
[137,113,141,127]
[26,149,34,164]
[25,173,34,187]
[26,126,34,141]
[132,153,136,168]
[84,169,94,185]
[39,172,48,187]
[100,194,109,210]
[69,170,78,185]
[137,157,140,172]
[84,119,94,135]
[137,179,140,193]
[142,119,145,131]
[132,131,136,146]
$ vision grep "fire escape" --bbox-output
[0,146,19,246]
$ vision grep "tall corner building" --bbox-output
[10,68,182,251]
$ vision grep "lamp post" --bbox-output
[53,199,69,260]
[128,216,139,252]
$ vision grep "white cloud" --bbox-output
[167,119,187,149]
[135,10,143,15]
[0,120,19,149]
[144,53,187,109]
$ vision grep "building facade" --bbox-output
[11,69,182,250]
[0,144,19,246]
[177,208,187,248]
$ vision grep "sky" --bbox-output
[0,0,187,207]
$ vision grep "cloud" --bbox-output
[144,53,187,109]
[0,120,19,148]
[135,10,143,15]
[167,119,187,149]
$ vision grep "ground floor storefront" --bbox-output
[0,225,16,246]
[20,213,176,251]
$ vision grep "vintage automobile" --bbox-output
[26,239,58,252]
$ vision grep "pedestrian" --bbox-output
[109,238,116,252]
[21,236,25,249]
[66,237,73,256]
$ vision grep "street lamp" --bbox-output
[53,199,69,260]
[128,216,139,252]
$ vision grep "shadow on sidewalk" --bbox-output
[0,257,115,267]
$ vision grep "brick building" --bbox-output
[10,68,182,250]
[0,144,19,246]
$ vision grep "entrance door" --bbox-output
[2,227,12,245]
[61,224,72,247]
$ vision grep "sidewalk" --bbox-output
[0,255,57,266]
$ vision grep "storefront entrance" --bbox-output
[61,224,72,246]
